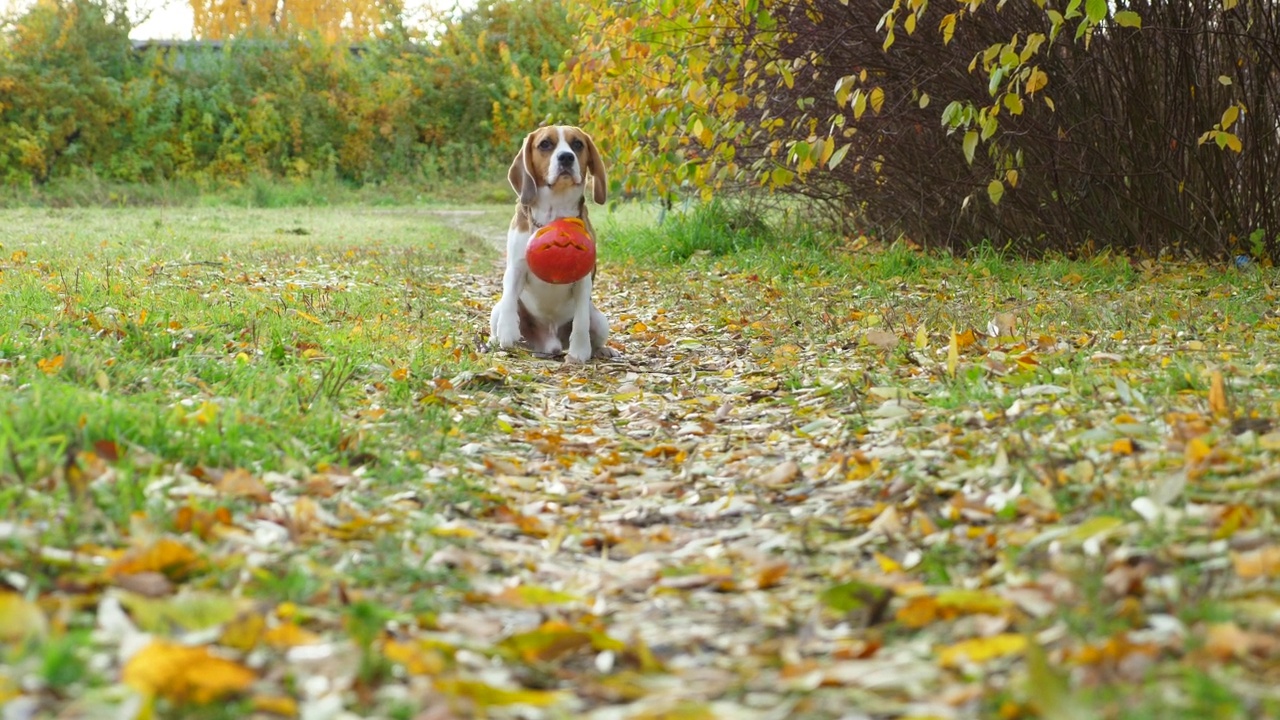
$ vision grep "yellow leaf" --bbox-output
[987,178,1005,204]
[1064,515,1125,544]
[123,640,255,704]
[220,612,266,652]
[939,12,956,44]
[936,588,1012,615]
[947,329,960,377]
[914,325,929,349]
[436,679,566,708]
[938,633,1027,667]
[1208,371,1229,417]
[1185,436,1213,465]
[1221,104,1240,130]
[869,87,885,114]
[1113,10,1142,27]
[384,639,448,675]
[252,695,299,718]
[873,552,901,573]
[1111,438,1136,455]
[1026,67,1048,93]
[292,309,323,325]
[0,592,48,644]
[264,622,324,648]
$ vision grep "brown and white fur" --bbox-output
[489,126,616,363]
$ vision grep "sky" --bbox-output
[3,0,448,40]
[130,0,193,39]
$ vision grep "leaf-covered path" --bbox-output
[434,249,1280,718]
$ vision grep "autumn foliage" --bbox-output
[569,0,1280,260]
[0,0,574,185]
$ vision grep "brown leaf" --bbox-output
[864,329,899,349]
[113,572,175,598]
[215,469,272,503]
[756,460,801,487]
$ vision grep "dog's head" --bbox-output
[508,126,607,207]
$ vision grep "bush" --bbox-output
[572,0,1280,261]
[0,0,576,188]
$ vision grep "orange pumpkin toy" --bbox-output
[525,217,596,285]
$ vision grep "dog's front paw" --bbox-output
[491,307,523,348]
[593,346,620,360]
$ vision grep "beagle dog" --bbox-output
[489,126,616,363]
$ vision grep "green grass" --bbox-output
[0,202,520,716]
[1,207,500,478]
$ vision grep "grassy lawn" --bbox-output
[3,201,1280,719]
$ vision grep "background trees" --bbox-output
[3,0,1276,260]
[0,0,573,186]
[571,0,1280,260]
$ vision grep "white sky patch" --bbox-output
[3,0,457,40]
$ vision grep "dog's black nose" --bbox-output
[557,152,576,167]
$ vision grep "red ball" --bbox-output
[525,217,596,285]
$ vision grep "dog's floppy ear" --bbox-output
[582,131,608,205]
[508,133,538,205]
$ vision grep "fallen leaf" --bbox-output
[1232,546,1280,579]
[865,329,899,349]
[0,592,48,644]
[109,538,204,581]
[937,633,1027,667]
[123,640,256,704]
[1208,370,1229,417]
[756,460,801,486]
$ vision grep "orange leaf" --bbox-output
[1232,546,1280,579]
[109,538,204,581]
[1111,438,1136,455]
[896,596,939,628]
[123,640,255,704]
[756,562,789,589]
[1208,371,1229,417]
[37,355,65,375]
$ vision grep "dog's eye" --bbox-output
[537,139,554,151]
[570,139,585,151]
